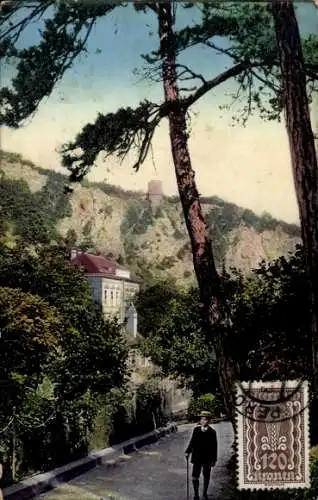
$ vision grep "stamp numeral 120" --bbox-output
[235,380,310,490]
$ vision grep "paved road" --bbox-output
[37,422,234,500]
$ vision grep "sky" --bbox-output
[2,2,318,224]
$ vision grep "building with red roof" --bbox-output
[71,250,140,336]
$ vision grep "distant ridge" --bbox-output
[0,149,300,283]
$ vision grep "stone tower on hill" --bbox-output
[147,180,163,212]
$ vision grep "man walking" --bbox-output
[185,411,217,500]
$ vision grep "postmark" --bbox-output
[234,379,309,422]
[235,380,310,490]
[237,378,307,407]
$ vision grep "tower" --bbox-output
[147,180,163,212]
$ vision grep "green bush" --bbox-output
[187,393,219,421]
[154,207,164,219]
[90,377,170,448]
[135,377,168,433]
[173,229,184,240]
[0,168,72,245]
[99,203,113,217]
[176,243,190,260]
[82,220,92,236]
[65,228,77,247]
[157,256,177,270]
[121,202,153,236]
[89,387,134,449]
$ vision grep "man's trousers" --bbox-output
[192,462,212,496]
[192,462,212,480]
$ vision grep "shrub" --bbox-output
[65,228,77,247]
[96,387,136,447]
[82,220,92,236]
[99,203,113,217]
[90,377,170,449]
[121,202,153,236]
[135,377,168,432]
[173,229,184,240]
[157,256,177,270]
[154,207,164,218]
[187,393,219,421]
[176,243,190,260]
[0,169,72,245]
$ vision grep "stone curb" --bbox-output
[3,423,178,500]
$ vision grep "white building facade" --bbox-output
[71,251,140,337]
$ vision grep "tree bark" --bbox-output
[312,90,318,158]
[271,1,318,409]
[157,2,238,422]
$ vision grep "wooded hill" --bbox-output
[0,150,300,283]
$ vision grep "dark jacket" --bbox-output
[185,425,217,465]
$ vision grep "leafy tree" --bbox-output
[0,175,52,244]
[0,243,129,482]
[0,243,128,398]
[64,228,77,248]
[0,158,72,244]
[58,309,128,400]
[0,287,64,481]
[0,244,91,315]
[136,279,219,396]
[221,246,311,382]
[0,286,63,412]
[121,201,154,236]
[137,246,312,403]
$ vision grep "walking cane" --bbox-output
[186,454,189,500]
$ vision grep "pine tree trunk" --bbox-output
[271,1,318,411]
[11,409,16,482]
[157,2,238,422]
[312,90,318,158]
[0,462,3,500]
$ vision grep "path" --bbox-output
[36,422,234,500]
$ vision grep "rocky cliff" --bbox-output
[0,150,300,283]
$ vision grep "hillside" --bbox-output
[0,150,300,283]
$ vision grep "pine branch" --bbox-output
[175,64,207,85]
[61,62,254,186]
[0,2,119,127]
[184,62,248,109]
[0,1,54,45]
[61,101,162,184]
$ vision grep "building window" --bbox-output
[104,288,110,304]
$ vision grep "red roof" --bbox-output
[71,252,116,276]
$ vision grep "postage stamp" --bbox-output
[235,380,310,490]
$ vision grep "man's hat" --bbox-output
[198,411,212,418]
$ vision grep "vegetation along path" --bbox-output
[36,422,234,500]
